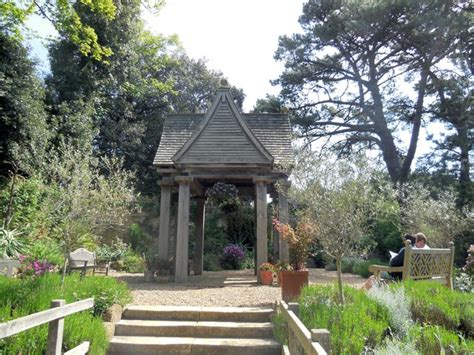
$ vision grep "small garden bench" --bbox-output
[68,248,110,278]
[0,259,20,277]
[368,240,455,289]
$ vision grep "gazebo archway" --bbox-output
[154,86,293,282]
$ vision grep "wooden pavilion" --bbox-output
[154,86,294,282]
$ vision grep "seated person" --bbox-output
[362,234,415,289]
[414,232,429,249]
[389,234,416,279]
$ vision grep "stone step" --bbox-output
[108,336,281,355]
[123,305,273,323]
[115,319,274,338]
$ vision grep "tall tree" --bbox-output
[274,0,470,185]
[0,32,49,175]
[46,0,175,193]
[47,0,245,194]
[166,54,245,113]
[252,94,287,114]
[425,72,473,209]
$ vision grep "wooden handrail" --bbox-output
[279,300,328,355]
[0,298,94,355]
[0,298,94,339]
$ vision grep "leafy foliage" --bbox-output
[1,0,117,60]
[400,184,472,246]
[275,0,470,185]
[299,285,390,354]
[0,273,131,354]
[404,281,474,337]
[292,154,376,303]
[0,226,24,258]
[0,33,49,175]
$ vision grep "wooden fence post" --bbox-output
[311,329,331,354]
[46,299,66,355]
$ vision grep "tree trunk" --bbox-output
[457,125,472,209]
[336,256,344,305]
[367,59,403,185]
[400,68,429,185]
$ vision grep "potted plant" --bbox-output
[275,261,293,285]
[143,251,157,282]
[273,217,315,301]
[259,262,275,285]
[156,258,171,283]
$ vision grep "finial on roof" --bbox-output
[219,78,230,88]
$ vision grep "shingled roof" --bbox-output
[153,88,293,169]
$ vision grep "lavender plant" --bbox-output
[220,244,245,270]
[373,338,419,355]
[368,284,413,338]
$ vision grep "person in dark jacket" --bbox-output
[389,234,416,279]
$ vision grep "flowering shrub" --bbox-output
[220,244,245,270]
[18,255,54,277]
[273,218,315,270]
[259,262,275,271]
[275,261,293,272]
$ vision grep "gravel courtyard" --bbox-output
[112,269,366,307]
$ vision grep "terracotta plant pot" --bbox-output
[280,270,309,302]
[260,270,274,285]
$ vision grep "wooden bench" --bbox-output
[0,259,20,277]
[369,240,455,289]
[68,248,110,278]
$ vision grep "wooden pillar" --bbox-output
[279,180,291,263]
[158,177,173,261]
[174,176,192,282]
[254,176,271,282]
[272,194,280,260]
[194,197,206,276]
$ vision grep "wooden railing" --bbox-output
[278,300,330,355]
[0,298,94,355]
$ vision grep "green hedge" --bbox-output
[0,273,131,354]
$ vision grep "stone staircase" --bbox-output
[108,305,281,354]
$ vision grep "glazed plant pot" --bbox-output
[260,270,274,285]
[156,275,170,283]
[144,270,154,282]
[280,270,309,302]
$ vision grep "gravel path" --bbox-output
[112,269,366,307]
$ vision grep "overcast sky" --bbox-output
[143,0,306,112]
